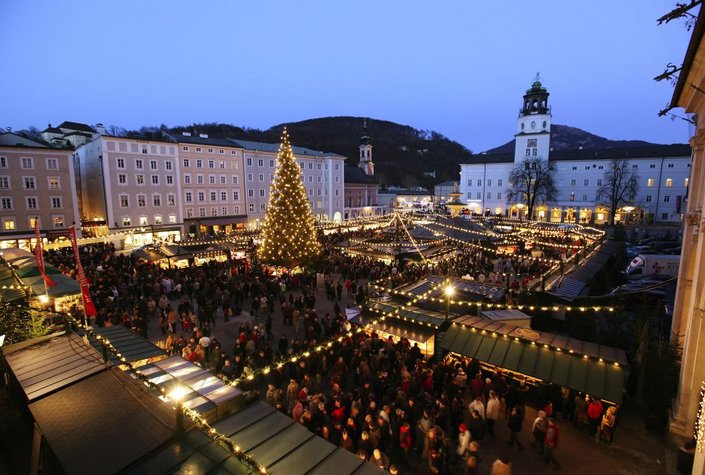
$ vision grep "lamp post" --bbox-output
[444,282,454,322]
[169,385,189,435]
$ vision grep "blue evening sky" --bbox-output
[0,1,695,153]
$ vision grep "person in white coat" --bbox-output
[486,390,501,437]
[456,422,471,461]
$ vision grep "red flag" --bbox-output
[34,223,56,288]
[68,226,97,317]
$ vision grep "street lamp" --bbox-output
[444,283,455,322]
[168,385,189,434]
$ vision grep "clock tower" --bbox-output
[514,74,551,164]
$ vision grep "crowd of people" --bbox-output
[39,221,618,474]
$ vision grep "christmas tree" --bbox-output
[258,128,322,267]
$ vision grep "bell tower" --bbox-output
[514,73,552,163]
[358,118,374,176]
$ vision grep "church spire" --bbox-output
[358,118,374,176]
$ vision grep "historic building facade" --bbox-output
[344,124,383,219]
[460,79,691,224]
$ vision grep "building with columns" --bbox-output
[344,123,383,219]
[667,7,705,471]
[460,78,690,224]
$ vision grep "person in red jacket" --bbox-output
[586,397,604,438]
[399,421,412,455]
[543,418,560,468]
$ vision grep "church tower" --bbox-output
[358,118,374,176]
[514,74,551,163]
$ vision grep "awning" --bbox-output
[1,333,107,402]
[25,273,80,298]
[195,215,248,226]
[87,325,166,365]
[29,369,174,475]
[213,402,386,474]
[441,319,627,404]
[367,301,447,327]
[136,356,244,422]
[368,318,437,343]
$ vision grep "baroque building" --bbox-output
[460,78,690,224]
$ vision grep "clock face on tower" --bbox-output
[531,121,536,129]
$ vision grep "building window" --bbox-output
[154,215,163,225]
[199,207,206,217]
[0,198,12,209]
[477,180,481,186]
[233,191,240,201]
[183,159,190,168]
[259,189,265,197]
[664,195,670,202]
[167,194,175,206]
[0,157,7,168]
[269,160,275,167]
[207,148,213,154]
[165,161,173,171]
[117,158,125,169]
[248,203,255,212]
[467,180,471,186]
[570,179,576,186]
[196,159,203,168]
[169,215,176,223]
[667,163,674,168]
[53,215,64,228]
[166,175,173,185]
[525,149,530,157]
[21,157,34,169]
[151,175,159,185]
[23,177,35,189]
[26,197,37,209]
[232,175,239,185]
[569,192,575,202]
[632,164,638,169]
[46,158,58,170]
[152,195,161,206]
[120,195,129,207]
[3,218,14,230]
[186,208,193,218]
[247,173,253,182]
[141,147,148,154]
[196,174,204,184]
[122,217,131,226]
[182,146,189,152]
[645,195,652,202]
[650,164,656,169]
[487,179,492,187]
[50,197,62,209]
[195,147,202,153]
[476,192,481,199]
[234,206,240,214]
[184,174,191,184]
[248,189,254,198]
[136,174,145,185]
[0,176,10,189]
[572,166,577,170]
[209,175,216,185]
[497,192,501,199]
[208,160,215,168]
[259,174,264,182]
[221,191,227,201]
[135,159,143,169]
[647,178,654,187]
[498,179,502,187]
[137,195,146,207]
[583,179,589,186]
[597,179,602,186]
[220,175,226,184]
[198,192,205,202]
[585,166,590,170]
[662,213,669,220]
[118,174,127,185]
[666,178,673,187]
[246,158,253,166]
[28,217,40,229]
[222,206,228,215]
[582,194,588,201]
[210,191,217,201]
[260,203,265,211]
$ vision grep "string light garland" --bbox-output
[696,382,705,452]
[53,313,270,474]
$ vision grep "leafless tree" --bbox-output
[506,157,557,220]
[596,158,639,225]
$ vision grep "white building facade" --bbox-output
[460,79,691,224]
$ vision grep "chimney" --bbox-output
[199,133,208,138]
[182,131,192,136]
